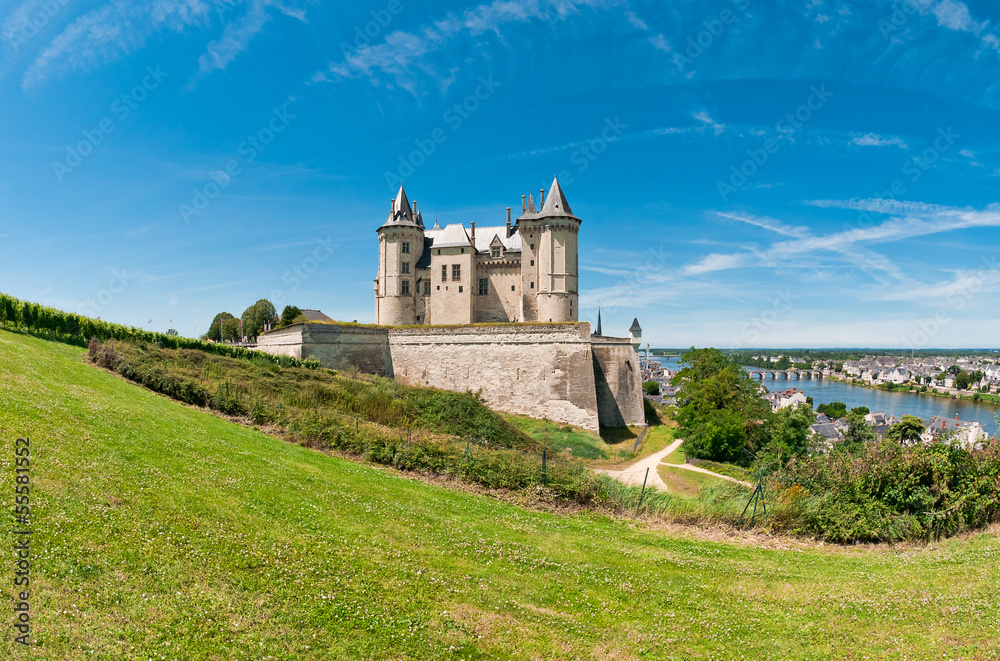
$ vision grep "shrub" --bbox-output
[774,439,1000,542]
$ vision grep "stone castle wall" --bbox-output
[388,324,600,431]
[592,338,646,427]
[256,322,643,432]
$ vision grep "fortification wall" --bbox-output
[253,325,304,359]
[387,323,601,431]
[256,323,391,376]
[256,322,644,432]
[592,338,646,427]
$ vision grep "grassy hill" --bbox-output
[2,329,1000,660]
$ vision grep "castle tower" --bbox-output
[374,185,425,325]
[517,175,580,322]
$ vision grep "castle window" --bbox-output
[530,244,534,251]
[530,260,534,266]
[424,281,431,295]
[478,278,489,296]
[452,264,461,281]
[530,282,535,289]
[441,265,447,281]
[401,280,410,295]
[491,246,501,258]
[511,285,516,291]
[401,262,410,274]
[401,242,410,254]
[459,286,463,293]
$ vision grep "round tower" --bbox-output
[375,185,424,325]
[518,175,580,323]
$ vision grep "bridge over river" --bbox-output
[747,369,824,381]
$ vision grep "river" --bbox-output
[653,357,1000,435]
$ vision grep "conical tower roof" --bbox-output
[629,317,642,332]
[539,175,576,218]
[518,175,581,222]
[379,185,421,229]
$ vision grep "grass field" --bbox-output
[656,465,719,498]
[3,330,1000,660]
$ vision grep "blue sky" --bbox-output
[2,0,1000,348]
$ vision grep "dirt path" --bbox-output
[593,439,683,492]
[669,462,754,488]
[596,438,753,491]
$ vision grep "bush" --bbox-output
[774,439,1000,542]
[642,381,660,396]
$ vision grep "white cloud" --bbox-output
[932,0,983,33]
[194,0,307,82]
[323,0,617,93]
[850,132,908,149]
[649,33,670,53]
[682,201,1000,288]
[23,0,213,89]
[692,110,725,136]
[624,9,646,31]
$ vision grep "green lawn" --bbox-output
[657,464,724,498]
[2,329,1000,659]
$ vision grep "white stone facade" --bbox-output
[374,176,581,326]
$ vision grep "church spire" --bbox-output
[596,307,602,336]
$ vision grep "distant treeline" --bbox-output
[0,292,321,370]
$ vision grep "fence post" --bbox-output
[635,467,649,516]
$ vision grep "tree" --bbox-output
[222,317,240,342]
[762,403,816,465]
[279,305,302,328]
[774,355,792,370]
[240,299,279,339]
[671,348,770,464]
[840,410,876,455]
[816,401,847,419]
[947,365,962,375]
[204,312,234,342]
[955,370,971,391]
[884,415,925,446]
[166,328,179,337]
[642,380,660,396]
[850,406,869,416]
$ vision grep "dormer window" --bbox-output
[491,246,502,258]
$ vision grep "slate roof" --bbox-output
[379,185,424,230]
[517,175,581,222]
[426,223,471,248]
[629,317,642,332]
[473,227,521,254]
[300,309,333,322]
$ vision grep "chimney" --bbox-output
[471,221,476,244]
[413,201,417,215]
[522,195,526,213]
[540,188,545,207]
[506,207,512,237]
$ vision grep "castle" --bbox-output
[374,175,580,325]
[256,176,645,432]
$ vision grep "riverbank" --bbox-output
[826,373,1000,407]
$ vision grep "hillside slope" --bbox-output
[2,329,999,660]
